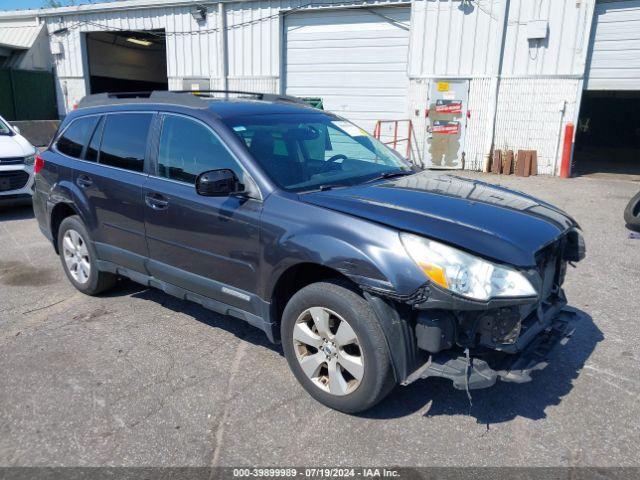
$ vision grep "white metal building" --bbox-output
[1,0,639,176]
[0,13,51,70]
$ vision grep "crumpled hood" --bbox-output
[0,133,35,158]
[302,171,578,267]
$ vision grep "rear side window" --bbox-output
[99,113,153,172]
[157,114,244,184]
[56,116,100,159]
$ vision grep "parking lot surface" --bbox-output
[0,172,639,467]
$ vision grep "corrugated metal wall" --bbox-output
[502,0,592,76]
[44,0,405,109]
[465,77,493,171]
[45,5,219,83]
[408,0,500,77]
[493,78,581,175]
[408,0,594,174]
[408,0,591,78]
[37,0,599,174]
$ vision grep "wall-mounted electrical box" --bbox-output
[527,20,548,40]
[50,42,64,55]
[182,78,210,91]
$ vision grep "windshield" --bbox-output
[0,117,12,136]
[223,112,413,192]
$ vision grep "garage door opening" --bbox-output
[574,91,640,179]
[85,30,168,94]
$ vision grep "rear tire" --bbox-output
[281,280,396,413]
[624,191,640,232]
[57,215,117,295]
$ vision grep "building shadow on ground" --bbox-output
[106,279,280,354]
[365,308,602,424]
[0,203,34,221]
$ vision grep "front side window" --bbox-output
[157,114,244,184]
[223,113,411,192]
[99,113,153,172]
[56,116,100,159]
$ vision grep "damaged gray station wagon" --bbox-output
[33,91,586,413]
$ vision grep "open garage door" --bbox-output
[86,30,168,94]
[284,7,410,137]
[576,1,640,178]
[574,91,640,179]
[585,0,640,91]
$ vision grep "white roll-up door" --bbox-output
[586,0,640,90]
[284,7,411,133]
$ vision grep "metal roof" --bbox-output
[0,1,225,19]
[0,23,43,50]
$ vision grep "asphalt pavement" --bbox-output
[0,172,638,467]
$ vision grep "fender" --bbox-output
[48,178,97,236]
[265,232,394,300]
[259,194,428,302]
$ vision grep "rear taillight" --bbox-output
[34,155,44,174]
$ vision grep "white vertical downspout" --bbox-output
[482,0,511,172]
[79,31,91,97]
[218,2,228,92]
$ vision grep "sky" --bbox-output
[0,0,112,12]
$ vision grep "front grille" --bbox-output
[0,157,24,165]
[0,171,29,192]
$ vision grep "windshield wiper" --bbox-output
[297,184,346,193]
[365,170,414,183]
[318,184,344,191]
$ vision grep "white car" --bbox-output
[0,115,37,205]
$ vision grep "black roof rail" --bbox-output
[76,89,309,110]
[77,91,209,109]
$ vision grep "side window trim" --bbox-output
[83,115,105,162]
[154,112,262,201]
[146,112,163,177]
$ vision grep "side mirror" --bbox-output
[195,169,244,197]
[12,125,20,134]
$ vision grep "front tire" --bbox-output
[57,215,117,295]
[281,281,395,413]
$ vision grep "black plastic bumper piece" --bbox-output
[402,308,578,390]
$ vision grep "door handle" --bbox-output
[145,192,169,210]
[76,174,93,188]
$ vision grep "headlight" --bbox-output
[400,232,536,301]
[23,155,35,166]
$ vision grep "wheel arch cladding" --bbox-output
[50,202,80,253]
[363,292,425,383]
[269,263,422,382]
[269,262,357,337]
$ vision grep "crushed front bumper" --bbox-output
[402,307,578,389]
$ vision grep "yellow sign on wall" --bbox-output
[437,82,450,92]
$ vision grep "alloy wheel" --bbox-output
[62,229,91,284]
[292,306,364,396]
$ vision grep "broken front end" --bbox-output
[375,228,586,391]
